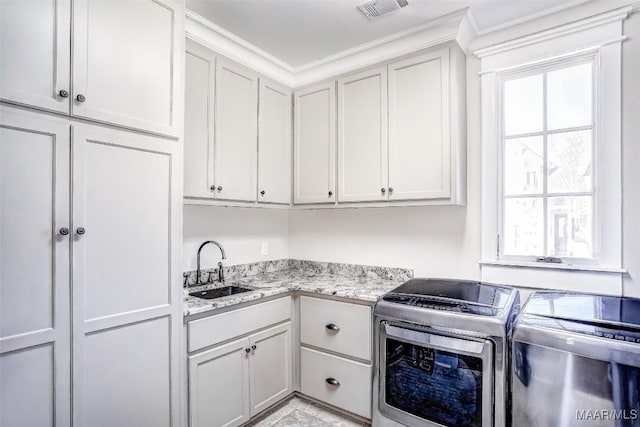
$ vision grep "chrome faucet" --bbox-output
[196,240,227,284]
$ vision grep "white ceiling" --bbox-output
[187,0,586,68]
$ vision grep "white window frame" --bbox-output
[475,6,630,294]
[496,52,598,264]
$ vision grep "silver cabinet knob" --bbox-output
[388,187,394,193]
[76,227,86,235]
[325,378,340,387]
[325,323,340,332]
[245,348,251,353]
[58,90,69,98]
[251,345,257,351]
[217,186,223,192]
[59,227,69,236]
[76,94,86,102]
[381,188,386,194]
[260,190,265,196]
[210,185,215,191]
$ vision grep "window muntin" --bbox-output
[500,60,596,261]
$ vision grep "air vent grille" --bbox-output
[358,0,409,21]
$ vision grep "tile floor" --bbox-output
[245,396,370,427]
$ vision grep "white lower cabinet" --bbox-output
[299,296,373,419]
[188,298,293,427]
[300,347,372,419]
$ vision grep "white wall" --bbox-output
[621,11,640,298]
[183,206,289,271]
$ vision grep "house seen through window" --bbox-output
[501,60,595,261]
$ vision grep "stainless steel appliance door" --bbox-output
[379,321,494,427]
[512,341,640,427]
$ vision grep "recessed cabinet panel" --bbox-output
[0,345,55,427]
[74,131,171,320]
[214,60,258,202]
[294,82,336,204]
[82,317,172,427]
[337,67,388,202]
[184,47,215,199]
[258,79,292,204]
[0,0,70,113]
[388,49,451,200]
[189,337,250,427]
[72,0,181,137]
[249,323,293,415]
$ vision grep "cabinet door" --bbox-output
[294,82,336,204]
[337,67,388,202]
[258,79,292,205]
[214,60,258,202]
[249,322,293,415]
[71,125,182,427]
[184,41,215,199]
[72,0,182,137]
[388,48,451,200]
[0,107,71,426]
[189,338,251,427]
[0,0,71,113]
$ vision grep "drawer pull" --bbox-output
[325,377,340,387]
[325,323,340,333]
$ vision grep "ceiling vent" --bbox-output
[358,0,409,21]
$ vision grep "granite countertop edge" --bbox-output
[183,269,406,317]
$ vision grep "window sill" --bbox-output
[479,260,626,274]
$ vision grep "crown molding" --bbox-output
[473,5,632,58]
[186,8,474,88]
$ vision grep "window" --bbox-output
[499,59,596,262]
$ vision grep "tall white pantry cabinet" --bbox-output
[0,0,185,426]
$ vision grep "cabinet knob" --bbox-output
[260,190,265,196]
[325,378,340,387]
[58,227,70,236]
[217,186,223,192]
[58,90,69,98]
[245,348,251,353]
[328,191,333,197]
[251,344,257,351]
[210,185,215,191]
[381,188,386,194]
[325,323,340,333]
[76,94,86,102]
[388,187,394,193]
[76,227,86,235]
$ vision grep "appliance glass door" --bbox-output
[380,322,494,427]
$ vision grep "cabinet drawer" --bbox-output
[188,296,291,353]
[300,347,372,419]
[300,296,371,360]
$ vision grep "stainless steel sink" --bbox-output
[189,285,254,300]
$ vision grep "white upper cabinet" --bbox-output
[258,79,292,205]
[214,60,258,202]
[337,67,388,203]
[184,42,215,199]
[72,0,182,137]
[388,47,455,201]
[0,0,181,137]
[0,0,71,113]
[294,82,336,204]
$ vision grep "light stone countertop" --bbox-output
[183,266,409,317]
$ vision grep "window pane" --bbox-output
[504,74,543,136]
[504,198,544,256]
[548,196,593,258]
[548,130,592,193]
[547,62,593,130]
[504,136,543,195]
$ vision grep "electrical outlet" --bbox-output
[261,242,269,256]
